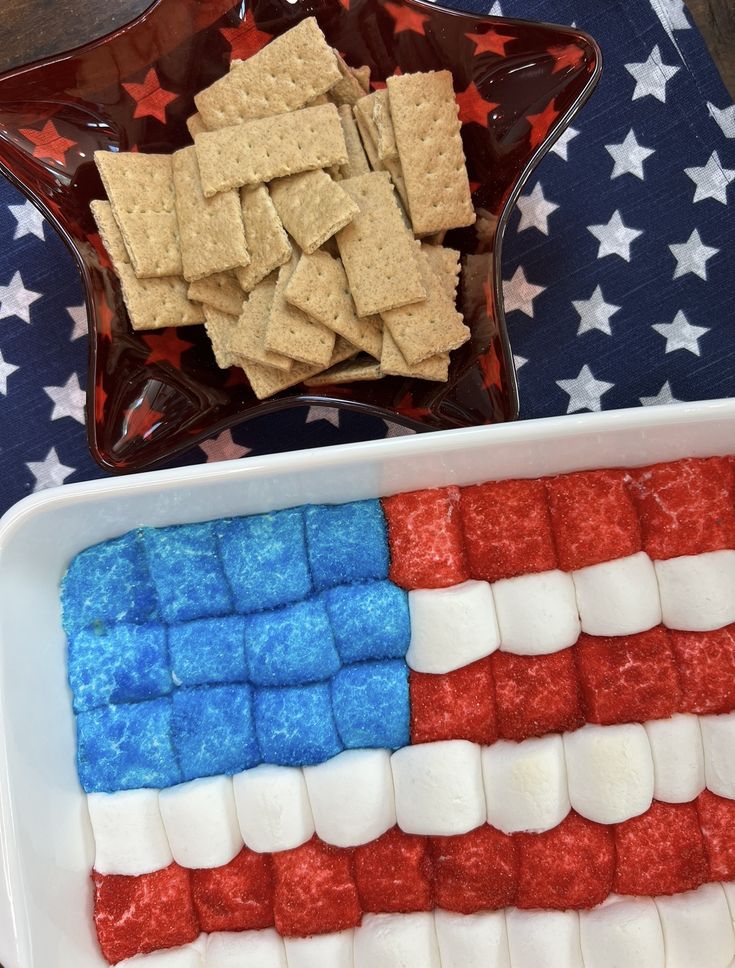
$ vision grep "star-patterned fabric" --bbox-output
[0,0,733,514]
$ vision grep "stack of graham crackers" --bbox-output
[91,17,477,399]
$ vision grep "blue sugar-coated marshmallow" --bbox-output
[61,530,157,636]
[68,623,171,712]
[304,500,389,590]
[245,599,340,687]
[76,698,181,793]
[169,615,247,687]
[218,508,311,613]
[322,581,410,664]
[142,523,233,623]
[172,684,260,780]
[331,660,409,750]
[255,683,343,767]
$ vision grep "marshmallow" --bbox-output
[645,714,705,803]
[118,944,204,966]
[159,775,243,869]
[284,930,354,968]
[655,550,735,632]
[655,883,735,968]
[232,764,314,853]
[579,895,665,968]
[722,881,735,925]
[354,913,441,968]
[482,735,570,834]
[406,581,500,673]
[304,749,396,847]
[492,570,580,656]
[206,929,287,968]
[573,552,661,636]
[391,740,486,836]
[88,789,173,876]
[701,712,735,799]
[563,723,654,824]
[505,909,584,968]
[434,909,511,968]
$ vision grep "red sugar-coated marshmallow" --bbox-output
[546,468,641,571]
[515,812,614,909]
[575,627,682,725]
[630,457,735,560]
[410,658,497,745]
[190,847,274,933]
[382,486,468,590]
[697,790,735,880]
[431,824,518,913]
[613,801,708,896]
[93,863,198,964]
[271,836,361,937]
[669,625,735,715]
[458,478,557,584]
[492,649,584,742]
[353,826,433,913]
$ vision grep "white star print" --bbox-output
[605,129,654,180]
[8,199,45,241]
[514,355,528,370]
[516,183,558,235]
[199,429,251,462]
[383,420,416,437]
[557,365,614,413]
[669,229,719,280]
[0,349,19,395]
[640,381,682,406]
[0,270,41,324]
[550,127,579,161]
[587,210,643,262]
[44,372,86,423]
[684,151,735,205]
[489,1,503,14]
[625,45,680,103]
[649,0,690,43]
[707,102,735,139]
[503,266,546,317]
[26,447,75,492]
[305,406,340,427]
[66,304,87,340]
[653,310,709,355]
[573,285,621,336]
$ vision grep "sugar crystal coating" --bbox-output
[168,614,248,687]
[410,657,497,745]
[353,826,434,913]
[322,580,410,664]
[331,659,409,750]
[172,684,260,780]
[245,598,340,687]
[431,824,518,913]
[696,790,735,880]
[669,624,735,714]
[255,683,343,766]
[190,846,274,932]
[304,500,389,589]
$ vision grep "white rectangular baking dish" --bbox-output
[1,398,735,968]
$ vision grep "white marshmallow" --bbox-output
[284,930,354,968]
[406,581,500,673]
[701,712,735,799]
[492,569,581,656]
[206,929,287,968]
[573,552,662,636]
[303,749,396,847]
[233,764,314,853]
[354,913,441,968]
[87,789,172,876]
[579,895,665,968]
[117,944,203,967]
[563,723,654,824]
[645,714,706,803]
[655,883,735,968]
[158,775,242,869]
[655,550,735,632]
[391,740,486,836]
[505,909,583,968]
[722,881,735,925]
[482,735,570,833]
[434,909,511,968]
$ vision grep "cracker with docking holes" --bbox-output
[243,337,356,400]
[186,113,207,138]
[380,327,450,381]
[235,185,292,294]
[269,169,359,255]
[372,90,399,161]
[330,52,367,106]
[203,305,239,369]
[338,105,370,179]
[228,274,293,371]
[187,272,244,317]
[265,255,336,366]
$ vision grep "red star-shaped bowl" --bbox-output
[0,0,600,472]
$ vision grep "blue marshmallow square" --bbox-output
[330,660,409,750]
[304,500,389,590]
[168,615,247,687]
[172,684,260,780]
[76,698,181,793]
[218,509,312,613]
[255,683,343,766]
[68,623,171,712]
[322,581,410,664]
[245,599,340,687]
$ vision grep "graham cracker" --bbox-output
[265,255,336,366]
[269,169,359,255]
[91,200,203,330]
[387,71,475,235]
[307,93,330,106]
[243,336,355,400]
[381,327,450,381]
[229,274,293,371]
[336,172,425,316]
[304,355,382,386]
[329,52,366,106]
[338,105,370,179]
[195,18,341,130]
[284,250,383,359]
[172,146,250,282]
[235,185,292,293]
[422,242,461,300]
[186,113,207,138]
[204,305,239,369]
[187,272,244,317]
[352,65,371,93]
[372,90,398,161]
[194,103,348,196]
[384,154,410,214]
[94,151,181,278]
[353,97,385,170]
